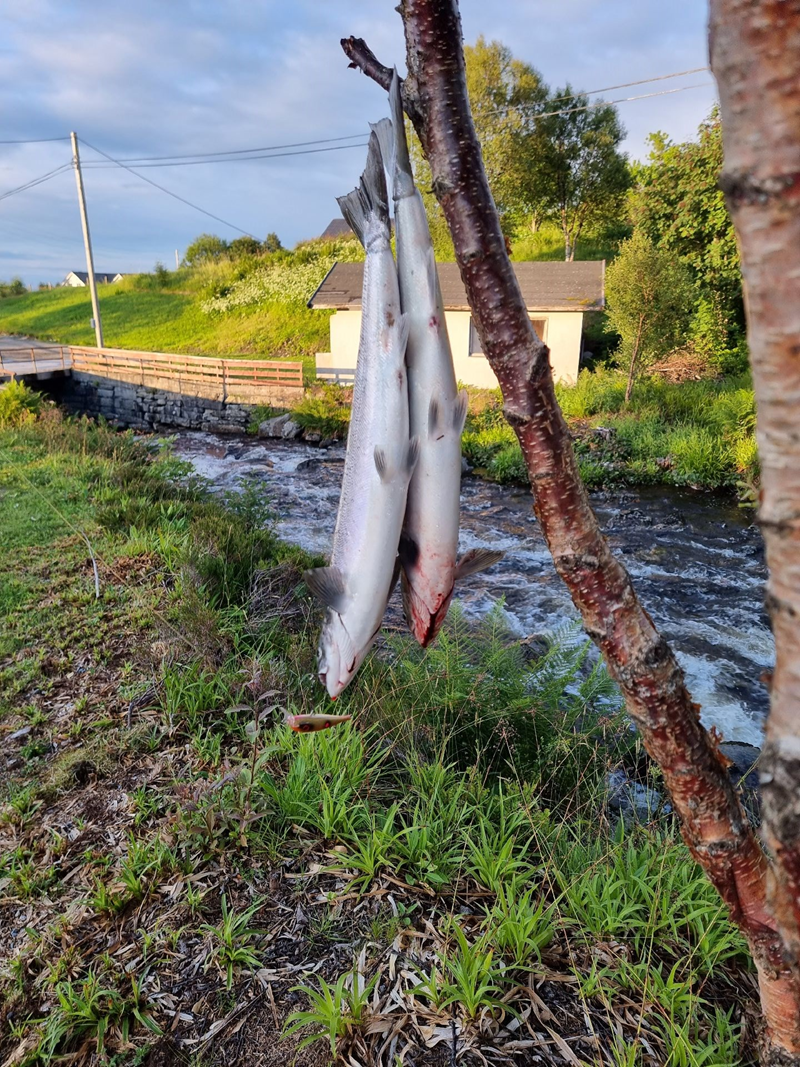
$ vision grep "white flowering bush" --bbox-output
[201,238,364,315]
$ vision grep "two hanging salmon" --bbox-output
[374,73,502,648]
[304,130,418,698]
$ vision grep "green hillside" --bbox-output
[0,242,368,379]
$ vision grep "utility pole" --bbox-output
[175,249,180,270]
[70,132,103,348]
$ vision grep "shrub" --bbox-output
[291,383,352,438]
[0,380,44,428]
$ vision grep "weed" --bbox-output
[284,959,378,1056]
[201,894,264,989]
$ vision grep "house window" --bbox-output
[470,316,547,355]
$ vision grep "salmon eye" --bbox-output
[299,723,312,733]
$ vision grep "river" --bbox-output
[169,431,772,747]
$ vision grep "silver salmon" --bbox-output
[305,130,418,697]
[373,73,502,648]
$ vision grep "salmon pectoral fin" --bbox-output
[405,437,420,475]
[428,396,441,437]
[453,390,469,435]
[304,566,348,613]
[374,446,390,482]
[455,548,504,580]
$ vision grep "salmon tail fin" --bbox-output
[389,68,415,198]
[454,548,504,580]
[370,117,395,197]
[336,130,389,248]
[453,389,469,435]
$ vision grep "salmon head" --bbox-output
[317,612,359,699]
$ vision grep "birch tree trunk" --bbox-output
[710,0,800,1013]
[343,1,800,1057]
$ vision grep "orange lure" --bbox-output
[285,713,352,733]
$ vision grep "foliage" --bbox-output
[463,37,548,237]
[0,277,331,364]
[263,232,283,253]
[290,382,352,438]
[535,86,631,260]
[200,238,363,314]
[227,235,263,259]
[183,233,229,265]
[605,232,696,399]
[463,371,758,493]
[0,277,27,298]
[0,412,755,1065]
[284,961,378,1055]
[630,111,742,338]
[0,380,44,428]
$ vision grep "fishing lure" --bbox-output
[285,712,352,733]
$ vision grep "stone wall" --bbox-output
[55,372,260,433]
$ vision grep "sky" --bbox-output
[0,0,718,285]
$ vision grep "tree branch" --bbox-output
[343,1,800,1056]
[341,36,423,129]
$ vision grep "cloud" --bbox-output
[0,1,716,283]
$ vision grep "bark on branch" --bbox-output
[344,0,800,1057]
[710,0,800,1041]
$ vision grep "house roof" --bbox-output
[308,260,605,311]
[65,271,125,284]
[319,219,355,240]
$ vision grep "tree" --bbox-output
[263,232,283,253]
[228,235,262,259]
[605,232,695,400]
[463,37,548,235]
[343,3,800,1059]
[629,113,742,343]
[712,0,800,1057]
[535,88,631,260]
[183,233,229,266]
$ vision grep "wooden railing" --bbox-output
[69,346,303,392]
[0,343,303,400]
[0,346,70,376]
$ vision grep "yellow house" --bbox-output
[308,260,605,388]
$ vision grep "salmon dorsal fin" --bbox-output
[304,566,348,613]
[455,548,504,580]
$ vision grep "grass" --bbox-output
[0,403,758,1066]
[510,220,625,263]
[463,368,759,497]
[0,247,348,382]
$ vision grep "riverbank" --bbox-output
[250,369,759,500]
[0,410,755,1066]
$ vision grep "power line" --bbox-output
[0,163,72,203]
[81,140,371,170]
[78,138,256,237]
[496,81,713,119]
[87,132,370,165]
[549,66,710,102]
[76,66,715,168]
[0,136,71,145]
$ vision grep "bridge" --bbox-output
[0,338,304,403]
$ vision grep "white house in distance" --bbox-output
[62,271,126,287]
[308,260,605,388]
